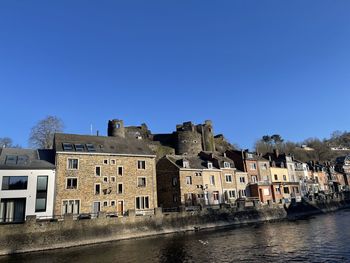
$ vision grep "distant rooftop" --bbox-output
[0,148,55,170]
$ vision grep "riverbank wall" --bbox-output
[1,197,350,256]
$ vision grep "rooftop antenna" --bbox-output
[90,124,93,135]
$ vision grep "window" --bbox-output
[103,201,108,207]
[196,185,203,189]
[172,177,178,186]
[117,183,123,194]
[103,159,109,165]
[213,191,219,201]
[66,178,77,189]
[103,177,108,183]
[62,143,74,151]
[95,166,101,176]
[68,159,78,170]
[35,176,48,212]
[239,190,247,197]
[137,160,146,169]
[110,176,116,183]
[74,144,85,152]
[250,163,257,170]
[225,174,233,183]
[136,196,149,210]
[183,161,190,168]
[228,190,236,198]
[207,162,213,169]
[117,166,123,176]
[86,144,96,152]
[110,159,116,165]
[5,155,17,165]
[95,184,101,195]
[2,176,28,190]
[173,195,178,202]
[283,175,287,181]
[210,175,215,186]
[111,200,116,206]
[137,177,146,187]
[239,177,245,183]
[186,176,192,185]
[17,155,29,165]
[274,174,278,180]
[261,163,267,170]
[62,200,80,215]
[275,187,281,194]
[195,172,202,177]
[224,162,230,168]
[283,187,290,194]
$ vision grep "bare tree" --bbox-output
[0,137,21,148]
[29,116,64,149]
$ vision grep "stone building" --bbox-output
[156,152,238,209]
[53,120,157,217]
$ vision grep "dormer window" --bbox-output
[183,160,189,168]
[207,162,213,169]
[224,162,230,168]
[247,153,253,159]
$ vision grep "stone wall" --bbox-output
[1,198,350,256]
[55,153,158,216]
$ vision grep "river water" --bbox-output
[2,209,350,263]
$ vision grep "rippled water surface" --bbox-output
[2,210,350,263]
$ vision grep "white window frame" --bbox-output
[110,159,116,165]
[67,158,79,170]
[95,166,101,177]
[137,160,146,170]
[224,162,230,168]
[210,175,215,186]
[95,183,101,195]
[61,199,80,215]
[185,176,192,185]
[250,163,257,170]
[135,196,150,210]
[103,200,109,207]
[207,162,213,169]
[66,177,78,190]
[117,166,124,176]
[137,176,147,188]
[225,174,233,183]
[117,183,123,194]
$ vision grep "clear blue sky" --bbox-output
[1,1,350,149]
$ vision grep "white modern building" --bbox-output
[0,148,56,223]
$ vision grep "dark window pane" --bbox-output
[5,155,17,165]
[74,144,85,152]
[63,143,74,151]
[37,176,48,191]
[2,176,28,190]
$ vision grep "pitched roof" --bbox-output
[0,148,55,170]
[54,133,155,156]
[166,155,220,170]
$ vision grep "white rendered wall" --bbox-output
[0,169,56,219]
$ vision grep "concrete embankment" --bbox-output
[0,199,349,256]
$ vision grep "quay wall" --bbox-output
[1,198,350,256]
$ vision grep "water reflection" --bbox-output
[2,210,350,263]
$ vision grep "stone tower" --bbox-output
[107,119,125,138]
[175,122,202,155]
[201,120,215,152]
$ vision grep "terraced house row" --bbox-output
[1,119,350,223]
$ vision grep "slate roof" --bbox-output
[166,155,220,170]
[54,133,155,156]
[0,148,55,170]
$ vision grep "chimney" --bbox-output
[96,130,99,136]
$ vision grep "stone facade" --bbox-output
[54,153,157,216]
